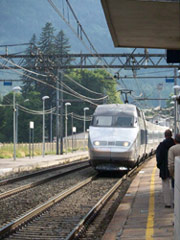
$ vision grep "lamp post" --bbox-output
[65,102,71,153]
[83,107,89,150]
[173,85,180,135]
[12,86,21,161]
[42,96,49,157]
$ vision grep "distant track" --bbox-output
[0,159,89,186]
[0,161,90,199]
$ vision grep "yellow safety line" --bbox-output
[146,166,156,240]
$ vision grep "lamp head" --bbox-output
[173,85,180,90]
[13,86,22,92]
[171,95,177,100]
[42,96,49,100]
[65,102,71,106]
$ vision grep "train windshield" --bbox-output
[92,115,135,128]
[93,116,113,126]
[114,116,134,128]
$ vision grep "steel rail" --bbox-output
[65,155,153,239]
[0,162,90,199]
[65,174,127,240]
[0,158,88,186]
[0,175,96,239]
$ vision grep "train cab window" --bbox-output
[93,116,112,126]
[114,116,134,128]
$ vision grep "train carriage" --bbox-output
[88,104,166,171]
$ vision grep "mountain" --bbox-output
[0,0,116,53]
[0,0,173,107]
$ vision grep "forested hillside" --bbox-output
[0,0,174,107]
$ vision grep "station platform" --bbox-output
[0,151,88,177]
[102,156,174,240]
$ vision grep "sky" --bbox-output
[0,0,176,107]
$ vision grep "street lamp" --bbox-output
[12,86,21,161]
[42,96,49,157]
[83,107,89,150]
[173,85,180,90]
[65,102,71,153]
[172,85,180,135]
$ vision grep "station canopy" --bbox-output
[101,0,180,49]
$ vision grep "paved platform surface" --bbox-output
[102,157,174,240]
[0,151,88,177]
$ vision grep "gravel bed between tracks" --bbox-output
[0,167,96,227]
[79,175,132,240]
[4,176,119,240]
[0,162,88,193]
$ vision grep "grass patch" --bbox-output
[0,145,42,159]
[0,144,83,159]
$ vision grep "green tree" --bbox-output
[22,34,38,94]
[55,30,72,65]
[18,91,43,142]
[20,23,73,142]
[65,69,121,133]
[1,22,122,143]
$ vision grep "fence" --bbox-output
[0,139,88,157]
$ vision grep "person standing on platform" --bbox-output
[168,133,180,185]
[156,129,175,208]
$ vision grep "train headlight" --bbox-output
[94,141,100,146]
[116,141,130,147]
[123,141,130,147]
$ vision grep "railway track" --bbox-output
[1,175,119,240]
[0,163,95,228]
[0,159,89,186]
[0,156,151,240]
[0,161,90,199]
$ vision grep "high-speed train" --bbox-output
[88,104,167,171]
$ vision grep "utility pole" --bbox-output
[71,112,74,152]
[50,105,53,145]
[15,104,19,144]
[60,71,64,155]
[56,70,60,154]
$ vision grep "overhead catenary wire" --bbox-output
[18,105,92,122]
[47,0,118,81]
[0,61,98,106]
[59,69,105,96]
[18,104,56,115]
[48,0,145,106]
[61,81,107,101]
[0,55,47,77]
[0,51,107,101]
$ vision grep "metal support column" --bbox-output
[60,71,64,155]
[56,70,60,154]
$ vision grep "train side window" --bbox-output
[136,108,141,118]
[140,129,148,144]
[145,130,148,144]
[134,117,138,127]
